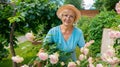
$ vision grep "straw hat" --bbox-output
[56,4,81,22]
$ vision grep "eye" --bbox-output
[64,14,68,17]
[70,15,74,18]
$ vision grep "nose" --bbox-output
[66,16,71,19]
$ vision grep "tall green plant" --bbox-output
[86,11,120,57]
[77,16,92,40]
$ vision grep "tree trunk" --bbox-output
[9,8,17,67]
[10,23,17,67]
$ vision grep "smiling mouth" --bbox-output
[65,21,71,23]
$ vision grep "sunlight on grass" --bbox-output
[0,41,42,67]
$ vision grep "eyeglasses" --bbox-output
[62,14,75,19]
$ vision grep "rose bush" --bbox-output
[14,32,120,67]
[13,27,117,67]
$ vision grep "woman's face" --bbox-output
[61,9,76,26]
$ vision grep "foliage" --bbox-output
[94,0,119,11]
[0,0,61,60]
[0,3,14,60]
[78,2,120,59]
[77,16,92,40]
[114,38,120,58]
[85,11,120,57]
[9,0,61,34]
[64,0,82,9]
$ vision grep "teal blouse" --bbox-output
[43,26,85,61]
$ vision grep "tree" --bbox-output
[0,0,61,67]
[94,0,119,11]
[64,0,82,9]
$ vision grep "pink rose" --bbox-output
[115,1,120,14]
[79,54,86,61]
[85,40,94,47]
[105,48,115,57]
[11,55,24,63]
[108,57,120,65]
[83,48,89,55]
[109,31,116,39]
[49,54,59,64]
[96,64,103,67]
[68,62,76,67]
[85,42,91,47]
[115,31,120,38]
[88,57,93,64]
[101,53,108,61]
[89,63,94,67]
[38,52,48,61]
[25,32,35,41]
[80,47,89,55]
[106,57,114,64]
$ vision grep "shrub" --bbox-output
[86,10,120,57]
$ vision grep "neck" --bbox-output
[60,24,73,31]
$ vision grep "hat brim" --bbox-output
[56,4,81,22]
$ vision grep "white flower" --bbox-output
[89,63,94,67]
[76,60,80,65]
[53,52,59,57]
[79,54,86,61]
[83,48,89,55]
[67,62,76,67]
[61,62,65,66]
[49,54,59,64]
[96,64,103,67]
[25,32,35,41]
[88,57,93,64]
[80,47,89,55]
[118,25,120,28]
[20,64,29,67]
[11,55,24,63]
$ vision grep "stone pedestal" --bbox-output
[101,28,115,54]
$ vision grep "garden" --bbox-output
[0,0,120,67]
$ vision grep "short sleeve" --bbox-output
[43,29,53,44]
[77,31,85,48]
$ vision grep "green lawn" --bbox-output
[0,41,41,67]
[0,41,80,67]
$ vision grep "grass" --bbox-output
[0,41,80,67]
[0,41,41,67]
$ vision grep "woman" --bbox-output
[41,4,85,61]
